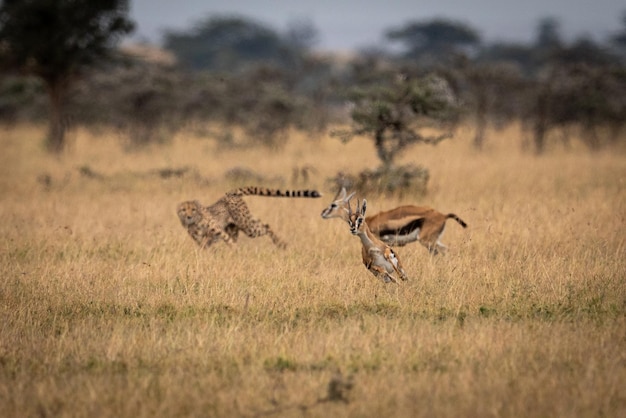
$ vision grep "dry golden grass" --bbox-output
[1,123,625,418]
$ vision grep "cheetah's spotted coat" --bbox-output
[177,187,321,249]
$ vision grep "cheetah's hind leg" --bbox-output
[228,199,287,249]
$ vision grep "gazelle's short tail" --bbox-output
[447,213,467,228]
[227,186,322,198]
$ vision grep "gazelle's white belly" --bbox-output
[369,249,395,273]
[381,228,420,246]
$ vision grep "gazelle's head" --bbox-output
[347,198,367,235]
[320,187,355,221]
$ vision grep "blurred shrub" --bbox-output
[0,75,47,123]
[328,164,430,197]
[68,58,330,149]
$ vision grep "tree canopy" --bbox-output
[163,15,309,72]
[0,0,134,152]
[386,18,481,61]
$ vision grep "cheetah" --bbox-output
[177,186,321,249]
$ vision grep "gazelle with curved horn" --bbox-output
[347,198,409,284]
[321,187,467,255]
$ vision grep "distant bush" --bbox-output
[0,75,46,123]
[69,58,330,149]
[72,60,189,147]
[328,164,430,197]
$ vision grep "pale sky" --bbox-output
[130,0,625,51]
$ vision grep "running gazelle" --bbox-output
[321,187,467,255]
[347,198,409,284]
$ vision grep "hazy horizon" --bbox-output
[130,0,625,51]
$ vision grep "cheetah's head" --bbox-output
[177,200,202,226]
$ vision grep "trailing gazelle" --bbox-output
[321,187,467,255]
[347,198,409,284]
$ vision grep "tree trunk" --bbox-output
[533,92,549,155]
[374,129,394,169]
[46,80,67,153]
[473,91,487,150]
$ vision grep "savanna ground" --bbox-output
[1,123,625,418]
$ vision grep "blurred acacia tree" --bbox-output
[332,73,460,195]
[528,64,626,153]
[611,11,626,60]
[441,58,528,150]
[386,18,480,65]
[0,0,134,152]
[163,15,309,72]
